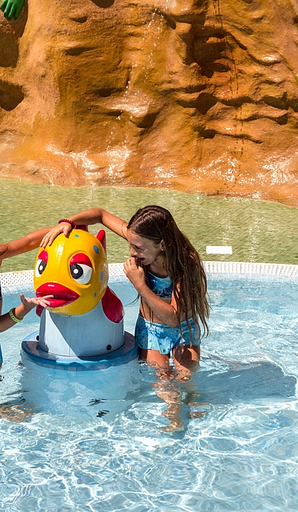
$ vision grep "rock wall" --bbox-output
[1,0,298,205]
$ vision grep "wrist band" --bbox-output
[9,308,23,323]
[58,219,77,229]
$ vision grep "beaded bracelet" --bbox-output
[9,308,23,323]
[58,219,77,229]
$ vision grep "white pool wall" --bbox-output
[1,261,298,294]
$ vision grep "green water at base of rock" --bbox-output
[0,179,297,272]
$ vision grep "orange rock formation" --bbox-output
[1,0,298,205]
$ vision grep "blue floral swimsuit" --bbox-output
[135,272,201,355]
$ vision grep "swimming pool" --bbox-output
[1,262,298,511]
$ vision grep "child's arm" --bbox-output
[123,258,179,327]
[0,228,51,265]
[40,208,128,247]
[0,293,52,333]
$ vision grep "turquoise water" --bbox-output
[1,179,298,272]
[1,273,298,511]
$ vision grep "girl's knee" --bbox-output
[173,344,200,365]
[139,348,170,366]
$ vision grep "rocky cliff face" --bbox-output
[1,0,298,205]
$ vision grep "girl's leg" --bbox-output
[139,348,174,379]
[139,348,170,366]
[139,348,183,430]
[172,345,200,381]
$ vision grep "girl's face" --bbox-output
[127,230,163,265]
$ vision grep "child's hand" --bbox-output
[123,257,145,291]
[20,293,53,312]
[40,223,72,248]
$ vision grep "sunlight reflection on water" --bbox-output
[0,273,298,511]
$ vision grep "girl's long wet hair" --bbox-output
[127,205,209,340]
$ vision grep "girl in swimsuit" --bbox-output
[41,205,209,379]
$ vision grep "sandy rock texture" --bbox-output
[1,0,298,205]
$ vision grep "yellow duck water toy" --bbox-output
[21,228,137,370]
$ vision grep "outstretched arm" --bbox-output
[40,208,128,247]
[0,293,52,333]
[0,228,51,265]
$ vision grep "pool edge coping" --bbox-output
[1,261,298,289]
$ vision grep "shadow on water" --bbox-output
[0,353,296,432]
[122,355,297,435]
[197,354,296,404]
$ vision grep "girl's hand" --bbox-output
[40,223,72,248]
[123,257,145,291]
[20,293,53,312]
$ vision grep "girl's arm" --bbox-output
[0,293,52,333]
[40,208,128,247]
[123,258,179,327]
[0,228,51,265]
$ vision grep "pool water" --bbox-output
[0,273,298,511]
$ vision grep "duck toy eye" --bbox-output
[70,253,93,284]
[35,250,48,277]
